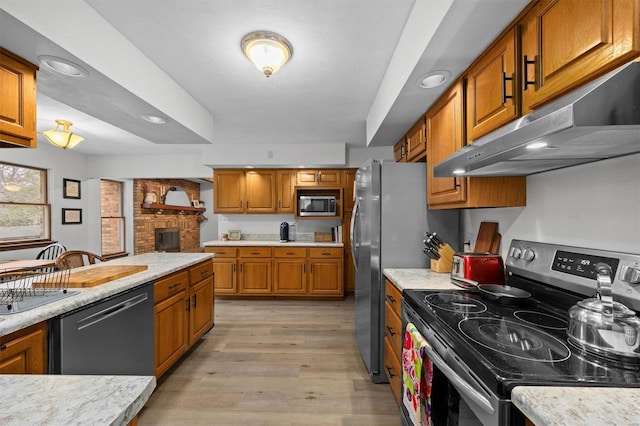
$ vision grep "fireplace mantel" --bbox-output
[141,203,205,213]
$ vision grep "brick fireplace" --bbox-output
[133,179,203,254]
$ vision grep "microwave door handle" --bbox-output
[422,343,495,415]
[350,199,360,271]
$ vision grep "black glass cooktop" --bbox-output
[403,288,640,396]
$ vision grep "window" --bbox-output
[0,162,51,249]
[100,179,125,256]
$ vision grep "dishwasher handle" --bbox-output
[76,292,149,331]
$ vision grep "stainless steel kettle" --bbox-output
[279,222,289,242]
[567,263,640,359]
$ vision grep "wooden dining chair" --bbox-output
[55,250,106,270]
[36,243,67,272]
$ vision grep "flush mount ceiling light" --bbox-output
[418,70,451,89]
[241,31,293,78]
[2,183,21,192]
[141,114,168,124]
[38,55,88,78]
[40,119,84,149]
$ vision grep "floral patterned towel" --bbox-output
[402,322,433,426]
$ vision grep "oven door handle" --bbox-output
[422,344,495,415]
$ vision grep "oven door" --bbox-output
[401,300,518,426]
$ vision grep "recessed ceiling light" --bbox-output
[141,114,167,124]
[417,71,450,89]
[38,55,88,78]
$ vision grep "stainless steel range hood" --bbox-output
[434,62,640,177]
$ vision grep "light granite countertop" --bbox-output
[0,252,212,336]
[512,386,640,426]
[383,268,460,291]
[0,375,156,426]
[203,239,343,248]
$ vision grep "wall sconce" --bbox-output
[40,119,84,149]
[241,31,293,78]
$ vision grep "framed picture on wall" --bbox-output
[63,178,81,199]
[62,208,82,225]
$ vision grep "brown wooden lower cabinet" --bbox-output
[205,245,344,297]
[0,321,47,374]
[154,260,214,377]
[384,279,403,405]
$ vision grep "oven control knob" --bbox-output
[620,265,640,285]
[521,248,536,262]
[510,247,522,259]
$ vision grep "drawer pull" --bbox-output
[0,344,6,351]
[322,252,330,256]
[385,365,396,379]
[386,325,396,336]
[185,299,190,312]
[200,269,209,276]
[251,252,261,255]
[286,252,296,255]
[168,283,181,290]
[192,294,197,308]
[387,295,396,304]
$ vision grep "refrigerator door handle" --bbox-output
[350,198,360,271]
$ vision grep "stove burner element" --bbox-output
[513,310,568,330]
[423,293,487,314]
[459,317,571,362]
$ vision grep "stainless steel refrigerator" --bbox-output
[350,159,458,383]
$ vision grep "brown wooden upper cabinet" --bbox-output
[0,48,38,148]
[214,169,277,214]
[276,169,296,213]
[466,28,519,143]
[520,0,640,112]
[213,169,245,213]
[393,138,407,162]
[405,116,427,161]
[296,169,342,186]
[427,81,467,207]
[427,80,526,210]
[342,169,357,212]
[244,170,277,213]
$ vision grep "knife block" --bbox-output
[430,244,455,273]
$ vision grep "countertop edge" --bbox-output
[511,386,640,426]
[203,240,343,247]
[383,268,460,291]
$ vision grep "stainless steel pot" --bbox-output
[566,263,640,359]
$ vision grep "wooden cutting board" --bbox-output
[474,221,499,253]
[65,265,148,288]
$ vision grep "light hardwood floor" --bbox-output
[138,296,399,425]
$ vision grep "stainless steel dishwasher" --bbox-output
[49,282,154,375]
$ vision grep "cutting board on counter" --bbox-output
[474,221,499,253]
[64,265,148,288]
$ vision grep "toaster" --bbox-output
[451,253,505,289]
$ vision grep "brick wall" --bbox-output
[100,180,123,255]
[133,179,203,254]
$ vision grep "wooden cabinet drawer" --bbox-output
[238,247,272,257]
[273,247,307,258]
[385,279,402,317]
[190,260,213,284]
[204,247,237,257]
[384,336,402,406]
[308,247,342,258]
[154,270,189,303]
[385,301,403,358]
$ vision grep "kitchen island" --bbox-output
[0,252,212,336]
[0,375,155,426]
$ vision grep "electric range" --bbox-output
[401,239,640,426]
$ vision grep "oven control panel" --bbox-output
[506,239,640,310]
[551,250,620,281]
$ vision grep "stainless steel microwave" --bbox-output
[298,195,337,217]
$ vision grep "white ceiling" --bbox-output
[0,0,529,158]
